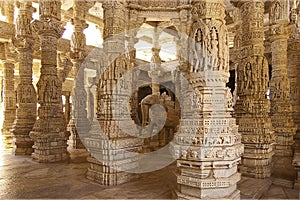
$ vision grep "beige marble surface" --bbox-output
[0,152,298,199]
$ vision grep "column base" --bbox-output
[30,133,70,163]
[273,155,296,181]
[292,153,300,189]
[240,144,274,179]
[173,187,240,200]
[1,129,13,150]
[67,119,88,150]
[239,163,272,179]
[11,114,36,155]
[86,156,139,186]
[174,159,241,199]
[12,135,34,155]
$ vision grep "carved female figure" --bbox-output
[193,29,204,72]
[244,62,252,90]
[210,28,219,70]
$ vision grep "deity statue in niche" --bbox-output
[50,79,59,102]
[41,81,51,103]
[274,2,281,21]
[140,94,159,126]
[71,32,85,53]
[193,29,205,72]
[150,48,162,70]
[226,88,233,109]
[210,28,219,70]
[244,62,252,90]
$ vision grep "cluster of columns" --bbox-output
[0,0,94,161]
[232,0,300,187]
[0,0,299,199]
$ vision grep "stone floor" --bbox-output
[0,151,299,199]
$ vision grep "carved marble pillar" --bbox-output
[29,0,69,162]
[232,0,275,179]
[149,26,162,96]
[86,0,143,186]
[288,37,300,189]
[1,59,16,150]
[11,1,37,155]
[288,38,300,151]
[67,1,94,150]
[170,1,243,199]
[269,1,297,182]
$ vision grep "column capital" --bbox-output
[269,23,296,42]
[191,0,226,21]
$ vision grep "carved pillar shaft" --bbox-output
[288,38,300,189]
[86,0,143,186]
[171,1,243,199]
[269,17,297,180]
[11,1,37,155]
[288,39,300,151]
[1,61,16,150]
[29,0,69,163]
[233,0,275,179]
[67,0,94,150]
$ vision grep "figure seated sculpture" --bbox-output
[140,92,179,137]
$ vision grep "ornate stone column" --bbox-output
[170,0,243,199]
[268,0,297,183]
[29,0,69,162]
[67,0,94,150]
[11,1,37,155]
[1,49,16,150]
[289,34,300,190]
[232,0,275,178]
[86,0,143,186]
